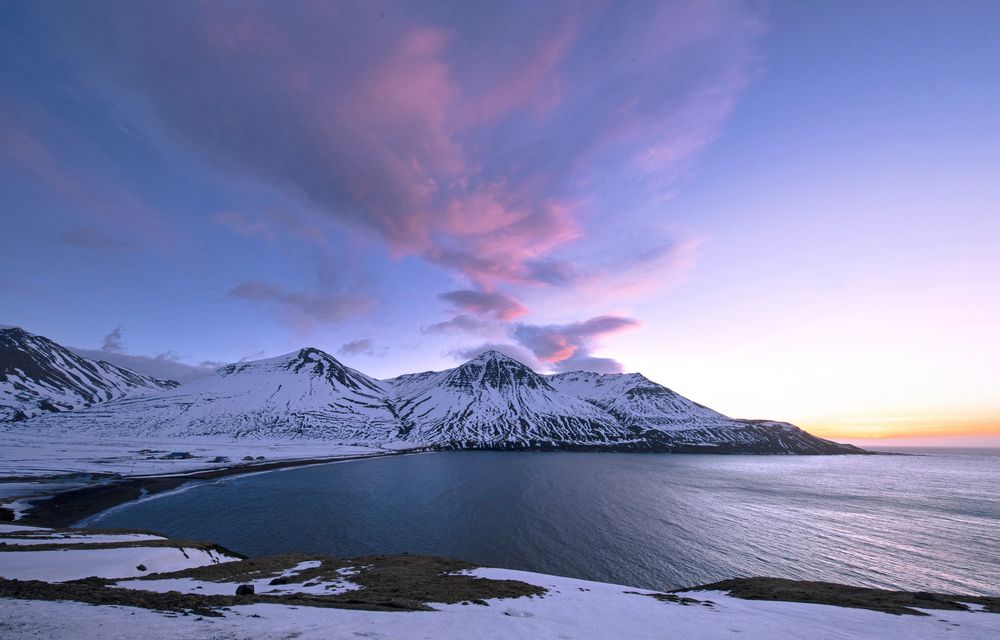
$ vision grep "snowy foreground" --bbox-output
[1,525,997,640]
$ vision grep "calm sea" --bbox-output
[85,450,1000,595]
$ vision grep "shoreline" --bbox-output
[2,455,998,639]
[4,445,879,529]
[11,449,423,529]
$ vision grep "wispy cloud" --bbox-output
[63,0,759,275]
[338,338,384,358]
[101,325,125,353]
[13,0,764,361]
[0,110,168,242]
[422,314,491,336]
[70,347,218,383]
[227,281,374,329]
[71,327,221,383]
[211,212,272,239]
[439,290,528,321]
[63,228,135,251]
[511,316,641,373]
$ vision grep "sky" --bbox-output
[1,1,998,444]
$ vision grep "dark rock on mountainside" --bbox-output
[0,327,178,422]
[4,330,861,455]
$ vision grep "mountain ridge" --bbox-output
[0,327,179,422]
[1,328,861,454]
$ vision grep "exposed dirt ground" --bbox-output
[684,577,1000,616]
[0,554,547,614]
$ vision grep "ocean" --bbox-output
[85,449,1000,595]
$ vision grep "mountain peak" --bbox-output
[1,326,178,421]
[467,349,523,365]
[6,326,858,454]
[448,349,548,390]
[289,346,340,366]
[218,347,385,396]
[222,347,340,371]
[1,326,47,347]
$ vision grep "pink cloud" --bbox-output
[428,198,581,287]
[50,1,764,336]
[469,12,581,124]
[512,315,641,372]
[440,290,528,321]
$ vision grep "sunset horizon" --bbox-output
[3,2,996,447]
[2,2,999,637]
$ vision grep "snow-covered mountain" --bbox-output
[23,348,401,441]
[0,327,179,422]
[548,371,736,430]
[387,351,631,448]
[4,332,860,454]
[546,370,848,453]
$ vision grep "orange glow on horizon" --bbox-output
[801,416,1000,440]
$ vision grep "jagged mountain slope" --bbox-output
[547,371,735,430]
[547,371,856,453]
[5,330,860,454]
[22,348,401,441]
[0,327,179,422]
[386,351,633,448]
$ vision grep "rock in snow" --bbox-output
[0,527,996,640]
[1,330,859,454]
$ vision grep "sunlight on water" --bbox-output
[88,451,1000,595]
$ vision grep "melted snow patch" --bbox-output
[115,560,362,597]
[0,523,45,533]
[0,532,164,546]
[0,545,237,581]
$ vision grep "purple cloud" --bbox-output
[422,314,490,335]
[339,338,376,357]
[227,281,373,328]
[15,1,764,360]
[439,290,528,321]
[50,1,760,290]
[512,315,640,371]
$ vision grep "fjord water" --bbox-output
[88,451,1000,596]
